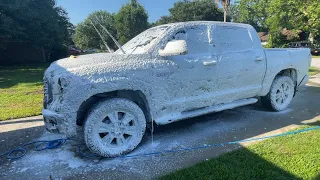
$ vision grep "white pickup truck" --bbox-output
[43,21,311,157]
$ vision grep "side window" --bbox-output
[170,25,209,55]
[212,26,253,53]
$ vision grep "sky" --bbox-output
[56,0,181,25]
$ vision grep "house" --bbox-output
[257,29,307,46]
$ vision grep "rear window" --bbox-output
[212,26,253,53]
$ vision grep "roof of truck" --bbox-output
[156,21,253,29]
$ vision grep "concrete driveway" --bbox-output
[310,58,320,85]
[1,83,319,180]
[311,58,320,69]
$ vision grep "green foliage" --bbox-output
[154,0,225,26]
[0,63,49,120]
[153,16,172,26]
[238,0,269,31]
[73,11,117,51]
[266,31,289,48]
[114,0,148,44]
[267,0,320,47]
[309,66,320,76]
[227,4,240,22]
[238,0,320,48]
[168,0,224,23]
[0,0,72,51]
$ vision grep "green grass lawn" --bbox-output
[0,64,49,120]
[312,56,320,58]
[309,66,320,76]
[161,124,320,180]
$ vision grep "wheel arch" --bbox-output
[276,68,297,83]
[275,68,298,96]
[261,68,298,97]
[76,90,152,126]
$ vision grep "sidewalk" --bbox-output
[309,58,320,85]
[0,115,44,161]
[309,73,320,86]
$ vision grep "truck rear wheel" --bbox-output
[261,75,295,111]
[84,98,146,157]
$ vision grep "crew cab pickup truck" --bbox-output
[43,21,311,157]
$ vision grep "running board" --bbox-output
[155,98,258,125]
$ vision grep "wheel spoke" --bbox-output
[116,135,126,146]
[101,134,115,145]
[98,123,113,133]
[123,126,136,135]
[121,113,134,125]
[107,111,119,124]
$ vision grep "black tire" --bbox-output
[261,75,295,111]
[84,98,146,157]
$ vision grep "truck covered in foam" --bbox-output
[43,21,311,157]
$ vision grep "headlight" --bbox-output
[58,76,71,89]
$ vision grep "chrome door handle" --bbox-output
[203,60,217,66]
[255,57,264,61]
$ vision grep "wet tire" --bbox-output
[261,75,295,111]
[84,98,146,157]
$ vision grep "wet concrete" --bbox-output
[0,84,319,180]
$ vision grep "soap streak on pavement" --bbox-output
[0,85,320,180]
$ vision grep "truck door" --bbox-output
[159,25,218,111]
[210,25,266,104]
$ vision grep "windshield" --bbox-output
[116,26,170,54]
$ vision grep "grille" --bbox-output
[43,78,53,108]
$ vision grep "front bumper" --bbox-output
[42,109,66,134]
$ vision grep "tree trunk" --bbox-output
[224,10,227,22]
[42,47,46,63]
[309,32,314,44]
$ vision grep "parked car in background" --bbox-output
[85,48,98,53]
[311,48,320,56]
[288,41,320,56]
[288,41,310,48]
[68,45,82,56]
[43,21,311,158]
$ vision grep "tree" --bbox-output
[167,0,225,23]
[267,0,320,45]
[227,4,240,22]
[114,0,148,44]
[154,16,172,26]
[215,0,231,22]
[238,0,269,31]
[237,0,320,47]
[0,0,71,52]
[73,11,116,51]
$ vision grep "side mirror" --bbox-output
[158,40,188,57]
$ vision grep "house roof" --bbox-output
[258,32,269,42]
[258,29,303,42]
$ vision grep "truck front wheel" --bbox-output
[261,76,295,111]
[84,98,146,157]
